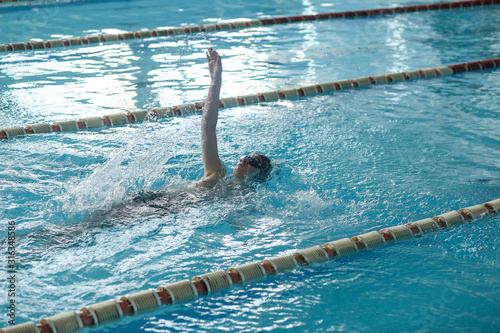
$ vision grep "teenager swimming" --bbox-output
[197,48,272,188]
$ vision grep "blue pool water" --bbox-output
[1,0,499,332]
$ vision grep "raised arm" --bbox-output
[197,48,225,188]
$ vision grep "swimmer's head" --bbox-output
[233,153,272,182]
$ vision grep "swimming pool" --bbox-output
[1,0,499,332]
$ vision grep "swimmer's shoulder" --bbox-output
[196,163,228,188]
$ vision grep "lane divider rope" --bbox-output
[0,0,64,6]
[1,57,499,141]
[0,0,34,4]
[1,1,499,53]
[1,197,498,333]
[0,0,45,3]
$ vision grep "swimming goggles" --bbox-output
[241,155,262,169]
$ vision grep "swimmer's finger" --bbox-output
[206,49,216,62]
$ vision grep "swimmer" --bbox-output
[197,48,272,188]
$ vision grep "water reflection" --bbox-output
[0,43,142,123]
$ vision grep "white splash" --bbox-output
[59,122,176,221]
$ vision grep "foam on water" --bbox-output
[58,121,171,220]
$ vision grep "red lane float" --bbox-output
[1,1,499,54]
[1,57,499,141]
[0,0,37,3]
[1,197,498,333]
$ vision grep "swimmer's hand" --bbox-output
[206,47,222,81]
